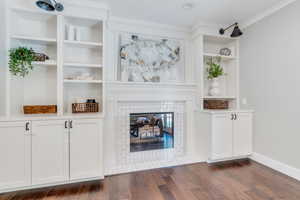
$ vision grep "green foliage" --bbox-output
[206,57,225,80]
[9,47,35,77]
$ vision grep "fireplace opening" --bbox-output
[130,112,174,152]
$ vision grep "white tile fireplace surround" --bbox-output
[107,100,190,174]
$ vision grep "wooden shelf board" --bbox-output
[11,35,57,44]
[64,63,103,68]
[64,40,103,48]
[64,80,103,84]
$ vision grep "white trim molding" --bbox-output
[251,152,300,181]
[241,0,297,28]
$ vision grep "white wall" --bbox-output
[0,0,6,116]
[240,1,300,169]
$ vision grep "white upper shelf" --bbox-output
[64,40,103,48]
[64,63,103,68]
[203,96,236,100]
[11,35,57,45]
[204,53,236,61]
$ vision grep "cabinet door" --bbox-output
[0,122,31,190]
[70,119,102,180]
[31,120,69,185]
[233,113,253,157]
[211,114,233,160]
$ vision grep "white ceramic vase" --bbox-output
[209,78,221,96]
[121,69,128,82]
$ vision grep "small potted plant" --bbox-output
[206,57,225,96]
[9,47,49,77]
[9,47,35,77]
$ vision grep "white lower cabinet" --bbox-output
[31,120,69,185]
[205,111,253,162]
[0,118,103,193]
[70,119,103,180]
[0,122,31,190]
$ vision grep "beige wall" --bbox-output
[240,1,300,169]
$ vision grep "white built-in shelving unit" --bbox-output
[200,35,240,110]
[4,7,105,118]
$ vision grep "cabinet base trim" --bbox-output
[250,152,300,181]
[0,176,104,194]
[207,155,250,164]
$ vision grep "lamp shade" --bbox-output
[36,0,55,11]
[231,25,243,37]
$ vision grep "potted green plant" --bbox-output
[206,57,225,96]
[9,47,35,77]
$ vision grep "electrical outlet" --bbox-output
[242,98,248,105]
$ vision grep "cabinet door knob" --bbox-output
[231,114,234,120]
[69,120,73,129]
[65,121,68,129]
[25,122,30,131]
[235,114,238,120]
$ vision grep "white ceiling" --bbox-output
[89,0,287,27]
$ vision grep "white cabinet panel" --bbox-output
[0,122,31,189]
[233,113,253,157]
[211,114,233,160]
[70,119,102,180]
[31,120,69,185]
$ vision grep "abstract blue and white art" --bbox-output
[120,34,184,83]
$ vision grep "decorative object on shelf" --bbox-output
[204,100,229,110]
[219,48,232,56]
[23,105,57,114]
[36,0,64,12]
[121,68,129,82]
[120,34,183,83]
[9,47,35,77]
[65,72,96,81]
[75,27,82,41]
[72,103,99,113]
[66,25,75,41]
[206,57,225,96]
[33,52,50,62]
[219,22,243,38]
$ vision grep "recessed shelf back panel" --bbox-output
[64,46,102,64]
[64,16,103,43]
[63,84,102,114]
[11,10,57,39]
[10,66,57,116]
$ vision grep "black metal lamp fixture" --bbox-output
[36,0,64,12]
[219,22,243,38]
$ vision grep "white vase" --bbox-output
[121,69,128,82]
[67,25,75,41]
[75,27,82,41]
[209,78,221,96]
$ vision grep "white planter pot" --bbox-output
[209,78,221,96]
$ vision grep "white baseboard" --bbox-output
[251,152,300,181]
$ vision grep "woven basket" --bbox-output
[204,100,229,110]
[72,103,99,113]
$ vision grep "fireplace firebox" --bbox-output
[130,112,174,152]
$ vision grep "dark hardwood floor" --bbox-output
[1,160,300,200]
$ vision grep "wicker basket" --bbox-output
[72,103,99,113]
[204,100,229,110]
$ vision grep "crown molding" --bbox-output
[241,0,297,29]
[62,0,109,10]
[108,16,191,33]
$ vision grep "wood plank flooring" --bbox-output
[1,160,300,200]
